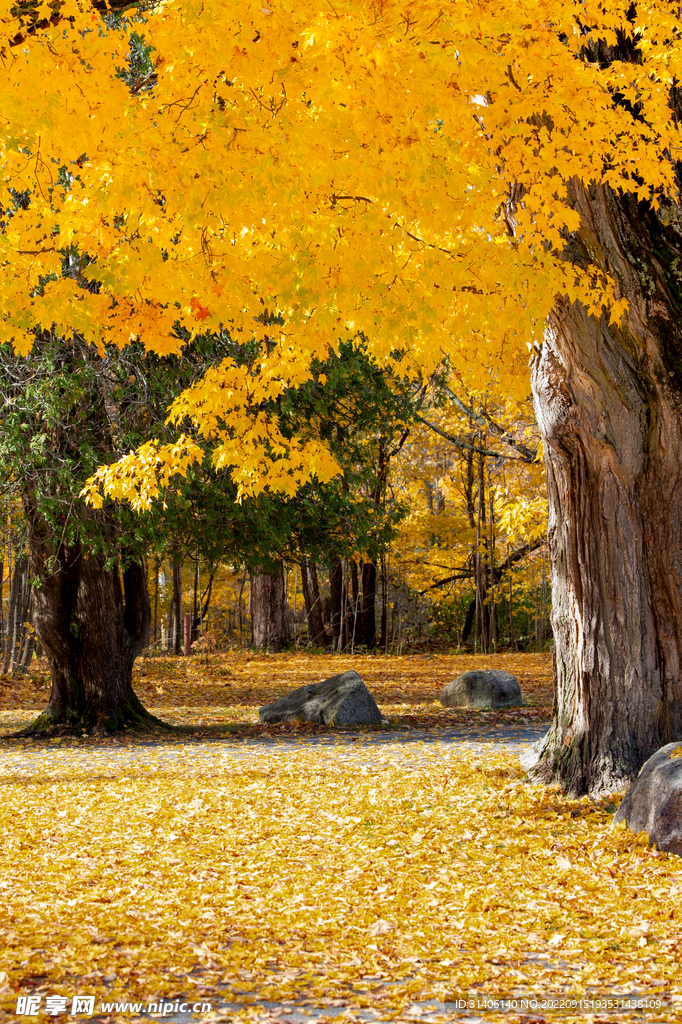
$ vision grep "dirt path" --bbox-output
[0,723,548,780]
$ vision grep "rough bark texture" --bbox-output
[529,179,682,796]
[251,563,291,652]
[23,501,154,734]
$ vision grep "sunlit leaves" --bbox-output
[2,0,682,495]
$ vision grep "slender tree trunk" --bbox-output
[237,572,246,644]
[342,559,352,650]
[251,563,290,652]
[13,564,31,672]
[153,557,159,645]
[292,565,298,646]
[19,613,35,671]
[330,557,343,651]
[349,559,359,652]
[508,548,516,651]
[171,559,182,655]
[539,543,547,646]
[474,448,483,653]
[190,553,202,642]
[462,598,476,645]
[16,581,33,671]
[21,502,154,734]
[528,178,682,796]
[380,551,388,652]
[361,559,377,648]
[193,571,214,639]
[3,557,27,674]
[341,560,348,651]
[488,469,498,652]
[301,557,328,648]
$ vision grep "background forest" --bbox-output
[0,341,549,672]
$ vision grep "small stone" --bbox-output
[439,669,522,710]
[613,743,682,855]
[259,670,382,726]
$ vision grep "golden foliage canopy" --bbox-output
[2,0,681,499]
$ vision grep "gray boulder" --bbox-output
[259,670,382,726]
[439,669,522,710]
[613,743,682,854]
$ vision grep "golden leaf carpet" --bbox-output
[0,653,678,1023]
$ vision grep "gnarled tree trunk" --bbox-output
[528,179,682,796]
[251,563,290,652]
[24,500,154,735]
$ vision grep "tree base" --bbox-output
[521,727,636,798]
[14,692,174,738]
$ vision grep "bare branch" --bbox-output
[419,538,544,593]
[415,414,525,461]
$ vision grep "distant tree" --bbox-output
[246,343,418,650]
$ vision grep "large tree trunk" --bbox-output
[527,178,682,796]
[22,502,154,735]
[250,563,291,652]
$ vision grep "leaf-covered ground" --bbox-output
[0,653,679,1023]
[0,651,553,739]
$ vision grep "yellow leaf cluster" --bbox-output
[2,0,681,494]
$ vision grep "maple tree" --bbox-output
[3,0,682,792]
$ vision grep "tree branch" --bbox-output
[443,388,538,463]
[415,414,525,460]
[419,538,544,594]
